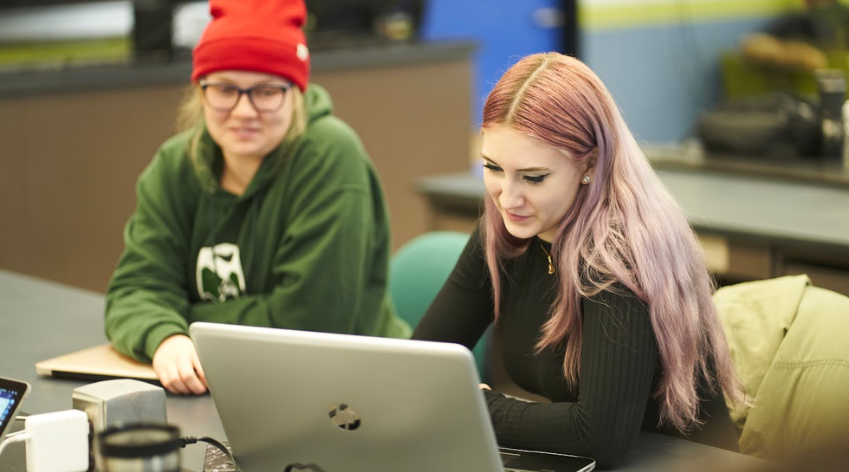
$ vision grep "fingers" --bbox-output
[152,334,208,395]
[192,351,208,387]
[174,353,207,395]
[157,363,192,395]
[479,383,492,390]
[156,357,207,395]
[182,349,207,394]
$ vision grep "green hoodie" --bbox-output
[105,84,411,362]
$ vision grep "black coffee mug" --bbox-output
[97,423,182,472]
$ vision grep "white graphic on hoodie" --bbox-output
[196,243,246,303]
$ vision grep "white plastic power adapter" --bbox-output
[25,410,90,472]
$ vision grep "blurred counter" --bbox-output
[0,41,475,98]
[645,142,849,189]
[417,168,849,296]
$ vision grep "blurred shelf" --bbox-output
[644,142,849,189]
[0,40,476,98]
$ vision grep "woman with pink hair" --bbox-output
[413,53,743,468]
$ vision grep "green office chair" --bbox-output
[389,231,490,382]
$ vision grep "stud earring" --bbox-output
[582,175,591,184]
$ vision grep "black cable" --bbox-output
[181,436,239,472]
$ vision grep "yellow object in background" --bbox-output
[740,33,829,71]
[720,48,849,100]
[741,33,828,71]
[0,37,131,71]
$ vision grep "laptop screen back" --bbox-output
[190,322,503,472]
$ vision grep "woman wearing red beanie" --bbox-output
[104,0,411,394]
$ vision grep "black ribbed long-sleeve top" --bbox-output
[412,226,738,469]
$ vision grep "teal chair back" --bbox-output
[389,231,490,381]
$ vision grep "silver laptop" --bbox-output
[190,322,595,472]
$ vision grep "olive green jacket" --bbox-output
[715,274,849,460]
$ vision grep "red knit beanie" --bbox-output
[191,0,311,91]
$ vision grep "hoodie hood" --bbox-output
[304,83,333,124]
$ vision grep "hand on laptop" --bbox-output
[152,334,208,395]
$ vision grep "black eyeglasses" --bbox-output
[200,80,294,112]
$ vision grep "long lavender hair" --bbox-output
[483,53,741,433]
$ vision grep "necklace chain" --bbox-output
[539,243,555,275]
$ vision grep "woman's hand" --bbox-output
[479,383,491,390]
[152,334,208,395]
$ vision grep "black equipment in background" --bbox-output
[304,0,425,50]
[696,92,822,159]
[132,0,176,62]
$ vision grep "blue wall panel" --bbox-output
[422,2,778,143]
[421,0,563,127]
[583,17,773,143]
